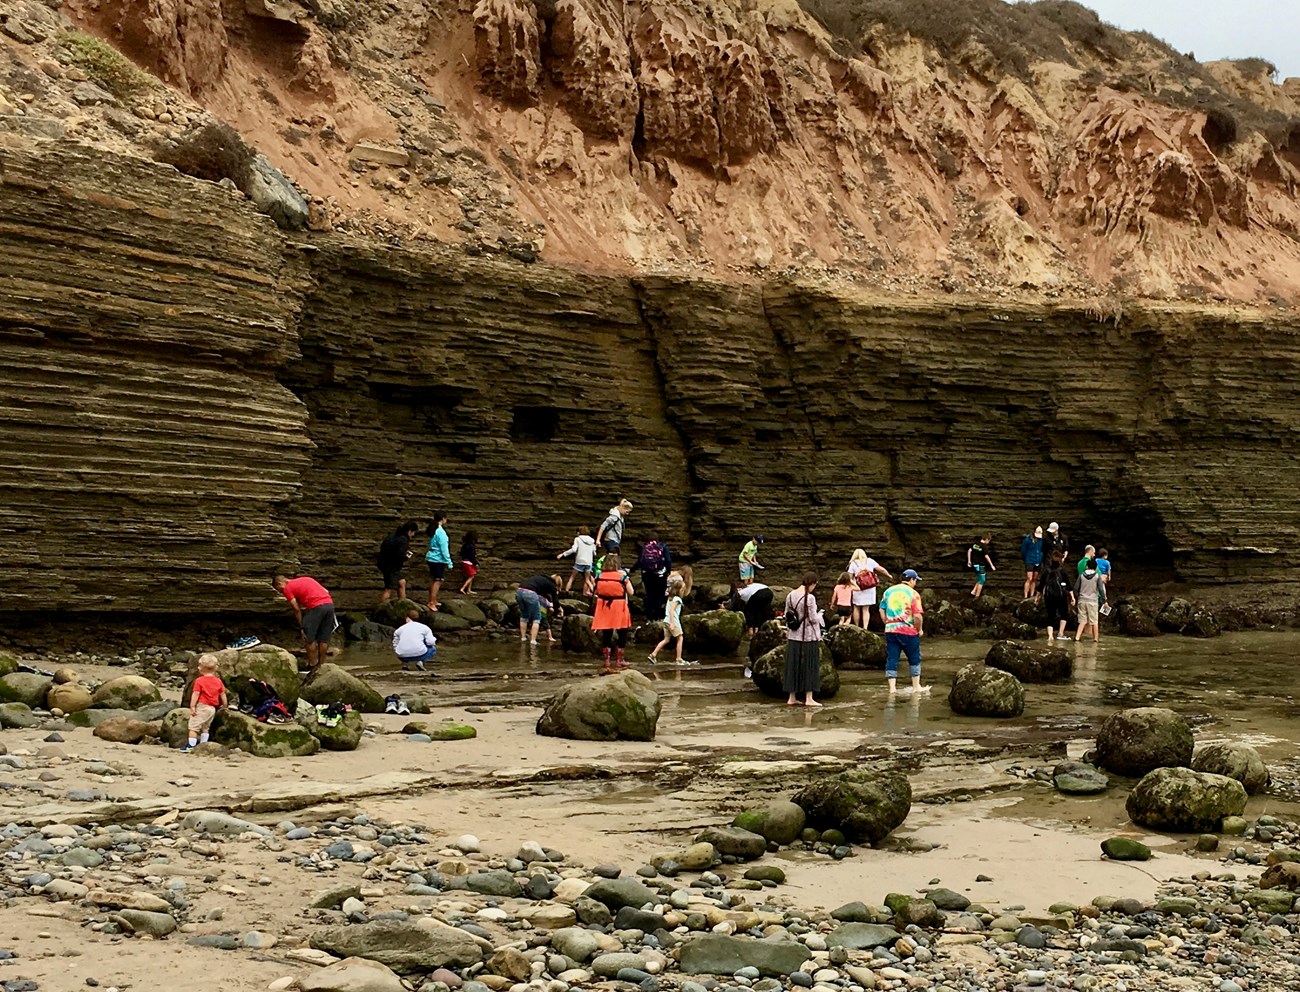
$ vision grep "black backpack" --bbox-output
[239,679,278,712]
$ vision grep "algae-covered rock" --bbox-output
[1114,603,1160,637]
[731,800,807,845]
[1096,707,1194,777]
[187,644,301,711]
[948,664,1025,717]
[0,653,18,678]
[0,702,36,728]
[1053,761,1109,795]
[370,597,432,628]
[212,709,320,758]
[1156,598,1194,633]
[299,663,385,713]
[826,624,886,670]
[1191,742,1269,795]
[750,645,839,700]
[747,620,786,662]
[1183,610,1221,638]
[303,710,364,751]
[1126,767,1247,832]
[1101,837,1151,861]
[430,612,471,633]
[682,610,745,656]
[984,640,1072,683]
[536,671,660,742]
[441,599,487,625]
[403,720,477,741]
[560,614,601,655]
[91,675,160,710]
[0,673,52,709]
[791,768,911,845]
[162,708,189,748]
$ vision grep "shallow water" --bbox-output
[338,629,1300,762]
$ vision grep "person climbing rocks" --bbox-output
[880,569,928,696]
[377,520,419,602]
[557,525,598,594]
[1075,556,1107,642]
[1096,548,1112,584]
[592,553,634,673]
[272,571,336,676]
[633,531,672,623]
[1021,525,1044,599]
[595,499,633,553]
[1044,521,1067,563]
[783,571,825,708]
[424,512,452,612]
[516,573,563,646]
[458,530,479,595]
[738,534,764,585]
[1036,551,1074,641]
[846,548,891,629]
[392,610,437,672]
[967,533,995,598]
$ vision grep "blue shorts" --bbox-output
[885,632,922,678]
[972,566,987,585]
[571,564,592,574]
[739,563,755,581]
[399,646,436,664]
[516,588,543,624]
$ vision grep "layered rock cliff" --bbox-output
[2,134,1297,616]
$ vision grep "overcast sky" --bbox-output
[1034,0,1300,79]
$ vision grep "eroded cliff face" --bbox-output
[2,135,1296,614]
[0,0,1293,302]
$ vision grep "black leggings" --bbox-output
[601,629,629,649]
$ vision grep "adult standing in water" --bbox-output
[596,499,633,553]
[783,571,824,708]
[1074,556,1107,643]
[880,569,928,696]
[272,571,336,678]
[424,512,452,612]
[377,520,419,602]
[516,572,563,646]
[633,531,672,623]
[592,553,634,673]
[1020,525,1044,599]
[846,548,891,629]
[1037,551,1074,642]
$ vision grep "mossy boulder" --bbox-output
[441,600,487,625]
[948,664,1025,717]
[184,644,301,711]
[536,670,660,742]
[1156,598,1194,633]
[1126,767,1247,832]
[682,610,745,656]
[46,682,94,714]
[1183,610,1221,638]
[1192,742,1269,795]
[479,597,511,625]
[303,710,364,751]
[161,708,189,748]
[747,619,787,662]
[0,673,53,709]
[826,624,886,669]
[926,600,970,635]
[212,709,320,758]
[91,675,160,710]
[731,800,807,845]
[430,612,471,634]
[0,702,36,729]
[1114,603,1160,637]
[299,663,385,713]
[560,614,601,654]
[750,645,839,700]
[1101,837,1151,861]
[370,597,433,628]
[0,652,18,678]
[984,641,1072,683]
[1096,707,1194,777]
[791,768,911,845]
[403,720,477,741]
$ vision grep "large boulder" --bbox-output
[791,768,911,845]
[0,702,36,728]
[1096,707,1194,777]
[926,600,970,635]
[441,599,487,625]
[984,641,1072,683]
[212,710,320,758]
[370,597,432,628]
[536,671,661,742]
[747,620,787,662]
[347,619,394,643]
[0,673,52,709]
[1156,598,1194,633]
[46,682,94,714]
[0,652,17,677]
[91,675,160,710]
[732,800,807,845]
[186,644,301,711]
[93,717,160,745]
[682,610,746,656]
[948,664,1025,718]
[1114,603,1160,637]
[679,934,810,977]
[161,708,189,748]
[1126,767,1248,832]
[1192,742,1269,795]
[750,645,839,700]
[310,918,488,974]
[560,614,601,655]
[430,612,471,634]
[826,624,886,670]
[1183,610,1221,638]
[300,664,385,713]
[303,710,365,751]
[694,826,766,860]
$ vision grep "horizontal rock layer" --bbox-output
[1,136,1297,614]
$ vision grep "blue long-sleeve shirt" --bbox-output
[425,526,452,566]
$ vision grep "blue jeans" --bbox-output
[399,646,436,665]
[885,632,921,678]
[516,588,543,623]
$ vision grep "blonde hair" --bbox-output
[617,498,633,512]
[849,548,867,565]
[672,565,693,597]
[667,576,685,597]
[197,653,219,673]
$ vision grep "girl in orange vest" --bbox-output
[592,553,634,673]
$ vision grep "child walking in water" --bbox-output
[648,577,686,664]
[832,572,854,622]
[458,531,479,595]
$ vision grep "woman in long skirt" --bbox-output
[784,571,825,708]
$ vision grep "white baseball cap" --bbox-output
[1047,522,1059,532]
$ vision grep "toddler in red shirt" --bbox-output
[185,655,228,752]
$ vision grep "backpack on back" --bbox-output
[855,567,877,590]
[642,541,666,573]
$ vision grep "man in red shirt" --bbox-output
[272,572,337,675]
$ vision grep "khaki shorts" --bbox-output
[189,703,217,735]
[1078,601,1100,625]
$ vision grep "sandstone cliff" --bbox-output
[0,0,1295,302]
[2,134,1296,615]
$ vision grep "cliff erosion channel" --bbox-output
[2,134,1298,623]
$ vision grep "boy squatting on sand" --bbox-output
[184,655,228,752]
